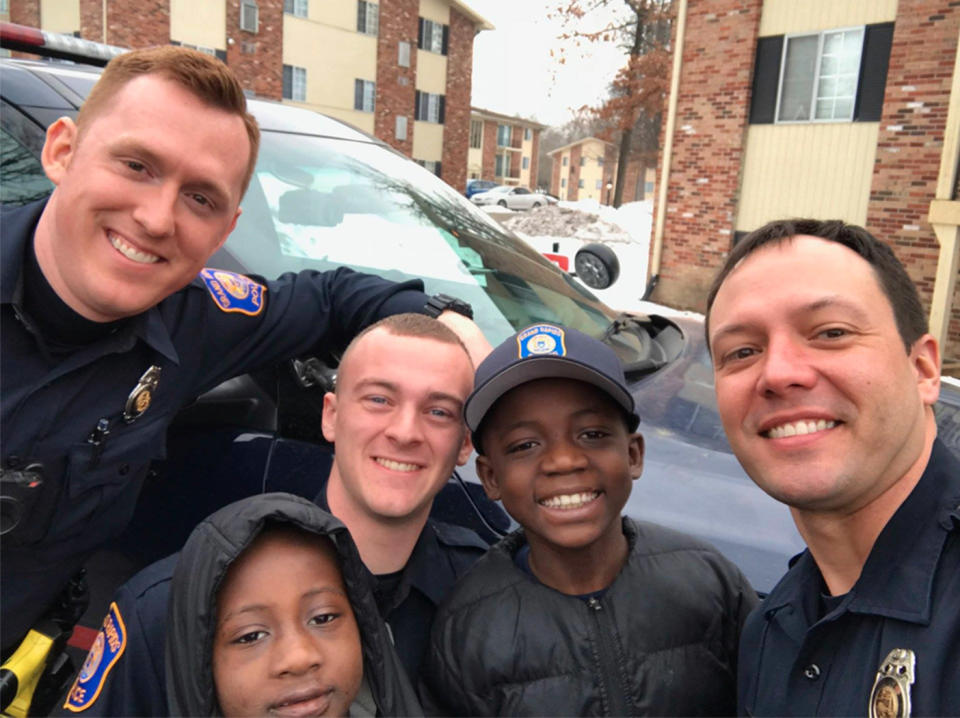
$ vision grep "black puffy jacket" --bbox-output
[423,517,757,716]
[164,492,422,716]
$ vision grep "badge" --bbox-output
[200,268,265,315]
[63,602,127,712]
[869,648,915,718]
[517,324,566,359]
[124,365,161,423]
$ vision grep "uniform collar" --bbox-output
[765,440,960,628]
[1,199,179,365]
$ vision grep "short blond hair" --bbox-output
[77,45,260,196]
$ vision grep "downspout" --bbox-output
[648,0,687,286]
[102,0,107,43]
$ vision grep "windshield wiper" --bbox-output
[600,313,669,374]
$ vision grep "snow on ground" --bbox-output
[499,199,658,313]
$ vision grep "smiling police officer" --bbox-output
[0,45,488,667]
[707,219,960,716]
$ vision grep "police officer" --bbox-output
[1,46,489,654]
[706,219,960,716]
[61,314,492,715]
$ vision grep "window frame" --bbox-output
[354,79,376,112]
[469,120,482,149]
[284,0,308,17]
[357,1,379,36]
[240,0,259,33]
[283,64,307,102]
[774,26,866,124]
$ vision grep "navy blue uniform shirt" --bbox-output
[738,439,960,716]
[57,476,488,716]
[1,199,429,646]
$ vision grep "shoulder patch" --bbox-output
[63,602,127,712]
[199,268,265,316]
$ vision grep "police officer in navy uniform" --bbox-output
[0,46,490,657]
[60,313,491,715]
[706,219,960,716]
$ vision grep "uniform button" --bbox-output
[7,456,21,469]
[803,664,821,681]
[118,463,130,476]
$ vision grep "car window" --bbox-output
[515,187,529,194]
[0,104,55,206]
[227,130,652,357]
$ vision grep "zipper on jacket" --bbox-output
[586,597,631,716]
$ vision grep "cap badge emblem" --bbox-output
[517,324,566,358]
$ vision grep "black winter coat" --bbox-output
[164,492,422,716]
[423,517,757,716]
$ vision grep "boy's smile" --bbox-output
[477,378,643,590]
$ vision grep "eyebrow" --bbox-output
[353,379,465,409]
[710,295,872,346]
[110,139,233,208]
[219,587,347,624]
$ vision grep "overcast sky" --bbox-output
[462,0,629,127]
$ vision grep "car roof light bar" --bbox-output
[0,22,127,66]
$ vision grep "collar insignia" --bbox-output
[124,365,161,423]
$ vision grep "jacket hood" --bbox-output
[164,492,421,716]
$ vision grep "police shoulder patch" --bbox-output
[63,602,127,712]
[199,268,265,316]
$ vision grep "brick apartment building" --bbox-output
[468,107,546,190]
[3,0,492,192]
[548,136,657,204]
[650,0,960,360]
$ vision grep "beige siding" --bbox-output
[170,0,225,50]
[759,0,897,36]
[415,49,446,93]
[313,0,365,31]
[419,0,450,24]
[413,120,444,161]
[467,147,482,178]
[736,123,880,231]
[284,16,377,125]
[40,0,79,34]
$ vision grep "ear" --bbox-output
[321,392,338,443]
[455,428,473,467]
[41,117,79,186]
[628,433,645,480]
[909,334,941,406]
[475,455,501,501]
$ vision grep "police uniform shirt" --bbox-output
[737,439,960,717]
[59,480,489,715]
[1,199,430,646]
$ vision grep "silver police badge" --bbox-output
[869,648,915,718]
[123,365,162,423]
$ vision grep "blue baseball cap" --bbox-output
[465,323,640,447]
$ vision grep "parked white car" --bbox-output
[471,185,556,210]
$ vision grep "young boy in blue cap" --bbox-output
[422,323,757,716]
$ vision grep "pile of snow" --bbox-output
[499,199,655,312]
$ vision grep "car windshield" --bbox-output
[226,130,651,362]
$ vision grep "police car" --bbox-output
[4,23,960,609]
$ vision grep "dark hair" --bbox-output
[78,45,260,196]
[705,219,927,353]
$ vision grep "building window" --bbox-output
[354,79,375,112]
[524,127,532,141]
[469,120,482,149]
[0,0,9,13]
[776,28,864,122]
[580,156,586,167]
[578,179,585,189]
[496,124,511,146]
[597,157,604,166]
[522,157,529,170]
[561,177,567,188]
[282,65,306,101]
[357,1,378,35]
[395,115,408,141]
[284,0,308,17]
[174,41,219,57]
[415,91,445,123]
[240,0,259,33]
[562,156,568,167]
[418,18,448,55]
[398,41,410,67]
[596,179,603,190]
